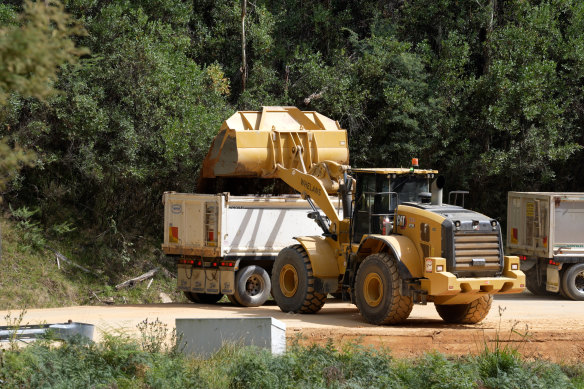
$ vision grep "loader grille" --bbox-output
[452,232,502,276]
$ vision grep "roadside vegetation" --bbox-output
[0,216,182,309]
[0,329,583,389]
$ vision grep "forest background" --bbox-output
[0,0,583,279]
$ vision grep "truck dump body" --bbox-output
[507,192,584,260]
[162,192,331,258]
[507,192,584,299]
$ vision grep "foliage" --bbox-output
[1,0,584,269]
[0,336,581,388]
[0,0,87,104]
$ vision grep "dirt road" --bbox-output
[2,291,583,362]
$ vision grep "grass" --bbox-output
[0,330,583,389]
[0,216,184,310]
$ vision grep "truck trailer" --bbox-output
[507,192,584,300]
[162,192,340,306]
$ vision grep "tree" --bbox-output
[0,0,86,260]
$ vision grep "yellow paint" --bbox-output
[358,235,423,277]
[420,256,525,305]
[280,264,299,297]
[296,236,340,278]
[363,273,383,307]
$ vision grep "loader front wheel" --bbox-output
[354,253,413,325]
[184,292,223,304]
[272,245,326,314]
[435,295,492,324]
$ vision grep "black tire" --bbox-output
[183,291,223,304]
[227,294,242,306]
[435,295,493,324]
[233,265,271,307]
[560,263,584,301]
[272,244,326,313]
[524,267,554,296]
[354,252,413,325]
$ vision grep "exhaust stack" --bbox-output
[431,176,445,206]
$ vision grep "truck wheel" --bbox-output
[227,294,242,306]
[560,263,584,301]
[184,292,223,304]
[272,244,326,313]
[233,265,271,307]
[435,295,492,324]
[354,253,413,325]
[524,267,554,296]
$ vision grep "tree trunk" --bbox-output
[241,0,247,92]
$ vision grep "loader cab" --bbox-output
[350,167,437,243]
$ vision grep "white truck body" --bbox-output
[162,192,340,305]
[507,192,584,299]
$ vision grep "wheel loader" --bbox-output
[200,106,525,325]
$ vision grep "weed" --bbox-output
[137,317,183,356]
[3,309,27,351]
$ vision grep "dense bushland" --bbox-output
[1,0,583,273]
[0,331,582,388]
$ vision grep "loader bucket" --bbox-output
[201,106,349,178]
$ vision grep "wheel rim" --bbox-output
[363,273,383,307]
[280,264,298,297]
[576,270,584,293]
[245,274,264,296]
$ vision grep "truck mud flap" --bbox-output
[205,269,220,294]
[177,265,191,291]
[190,268,206,293]
[220,269,235,294]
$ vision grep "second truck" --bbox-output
[167,106,525,325]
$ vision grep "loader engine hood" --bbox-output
[404,203,504,277]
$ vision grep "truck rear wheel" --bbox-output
[560,263,584,301]
[435,295,492,324]
[184,292,223,304]
[524,267,554,296]
[354,253,413,325]
[233,265,271,307]
[272,244,326,314]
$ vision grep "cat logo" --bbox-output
[397,215,406,228]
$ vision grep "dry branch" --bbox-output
[115,267,160,289]
[45,246,97,275]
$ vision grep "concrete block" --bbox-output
[176,317,286,357]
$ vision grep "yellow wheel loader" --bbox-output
[200,106,525,325]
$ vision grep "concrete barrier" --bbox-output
[176,317,286,357]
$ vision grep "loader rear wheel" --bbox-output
[272,244,326,314]
[354,253,413,325]
[524,267,554,296]
[233,265,271,307]
[184,292,223,304]
[435,295,493,324]
[561,263,584,301]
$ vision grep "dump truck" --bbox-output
[181,106,524,325]
[507,192,584,300]
[162,192,341,306]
